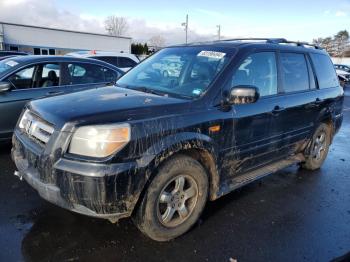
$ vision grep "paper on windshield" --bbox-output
[197,51,226,59]
[5,60,19,67]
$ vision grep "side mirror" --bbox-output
[226,85,260,105]
[0,82,11,93]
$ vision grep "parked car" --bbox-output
[334,64,350,73]
[336,68,350,85]
[0,51,29,61]
[0,55,123,141]
[153,59,183,78]
[338,74,348,88]
[66,51,139,72]
[12,39,343,241]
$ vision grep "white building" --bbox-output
[0,22,132,55]
[332,57,350,65]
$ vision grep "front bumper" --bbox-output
[12,130,146,222]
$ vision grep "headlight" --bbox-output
[69,123,131,158]
[18,109,30,129]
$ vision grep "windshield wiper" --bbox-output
[129,86,168,97]
[116,83,192,100]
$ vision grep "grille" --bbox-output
[19,109,54,144]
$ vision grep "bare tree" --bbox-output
[105,15,128,36]
[148,35,166,49]
[334,30,349,58]
[313,31,350,57]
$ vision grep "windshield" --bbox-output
[0,59,19,74]
[117,47,233,99]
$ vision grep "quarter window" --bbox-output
[310,53,339,89]
[280,53,309,93]
[232,52,278,97]
[103,67,120,83]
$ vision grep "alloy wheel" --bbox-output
[157,175,199,228]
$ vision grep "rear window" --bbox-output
[280,53,309,93]
[93,56,137,68]
[118,57,137,68]
[310,53,338,89]
[94,56,118,67]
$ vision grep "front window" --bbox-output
[117,47,233,99]
[7,65,35,89]
[231,52,278,97]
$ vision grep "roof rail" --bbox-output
[219,38,287,44]
[219,38,322,49]
[277,40,322,49]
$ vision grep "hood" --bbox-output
[29,86,188,129]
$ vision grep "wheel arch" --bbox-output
[316,109,336,141]
[132,133,221,215]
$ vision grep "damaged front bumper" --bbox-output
[11,130,145,223]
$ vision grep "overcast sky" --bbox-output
[1,0,349,45]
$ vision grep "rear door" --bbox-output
[271,52,318,156]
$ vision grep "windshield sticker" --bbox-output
[197,51,226,59]
[5,60,19,67]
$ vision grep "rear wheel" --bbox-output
[302,123,332,170]
[133,155,208,241]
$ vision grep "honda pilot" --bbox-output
[12,38,343,241]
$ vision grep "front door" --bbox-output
[0,63,64,139]
[220,51,281,180]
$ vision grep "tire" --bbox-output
[302,123,332,170]
[133,154,209,241]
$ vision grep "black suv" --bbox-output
[12,38,343,241]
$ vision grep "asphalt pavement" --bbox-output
[0,94,350,262]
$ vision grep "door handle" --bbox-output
[271,106,285,115]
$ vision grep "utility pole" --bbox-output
[181,14,189,44]
[217,25,221,40]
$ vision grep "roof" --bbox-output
[66,51,139,61]
[0,51,28,56]
[0,21,132,40]
[0,55,124,74]
[169,38,327,54]
[5,55,107,63]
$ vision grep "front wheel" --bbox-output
[133,155,208,241]
[302,123,332,170]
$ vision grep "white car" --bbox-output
[336,69,350,81]
[66,51,139,72]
